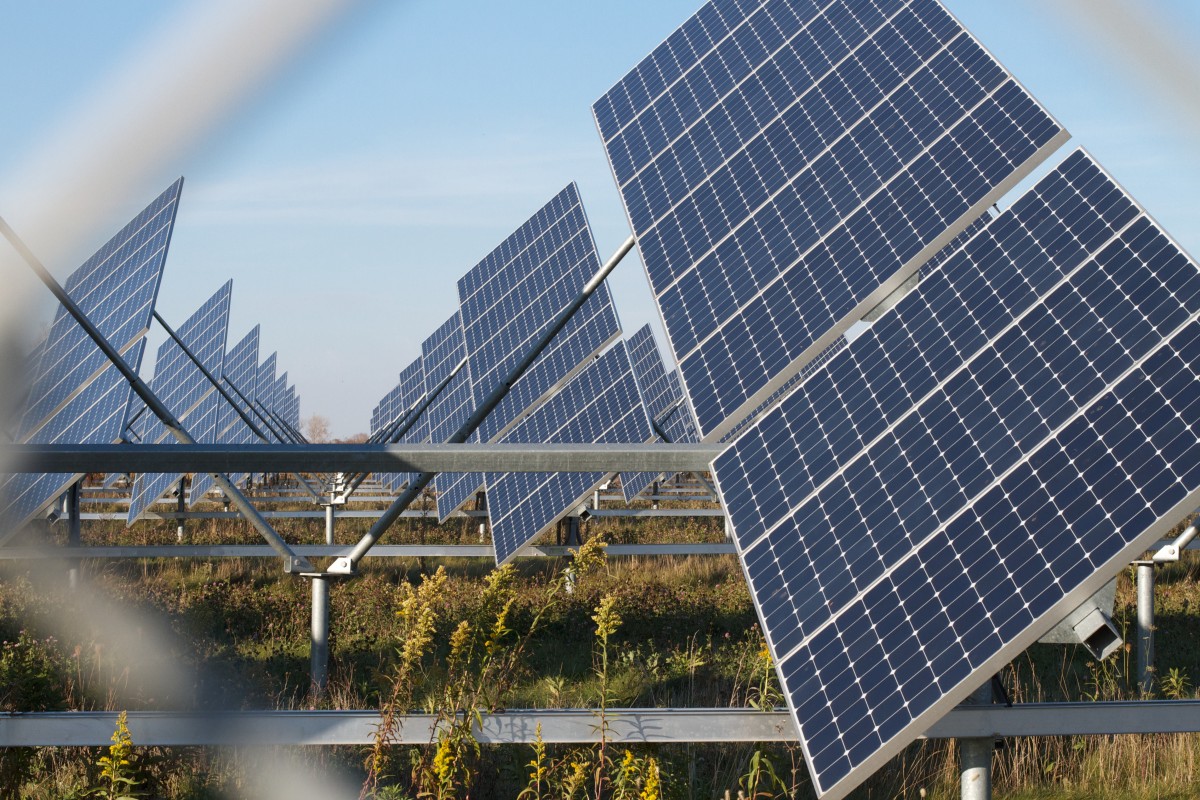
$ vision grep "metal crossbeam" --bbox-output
[4,703,1199,747]
[7,443,723,474]
[0,543,739,560]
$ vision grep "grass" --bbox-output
[1,489,1199,797]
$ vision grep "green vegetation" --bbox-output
[1,492,1199,797]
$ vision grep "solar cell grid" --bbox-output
[190,326,261,503]
[440,185,622,519]
[419,312,485,514]
[128,283,232,523]
[713,149,1200,798]
[0,340,146,532]
[18,180,183,440]
[488,342,655,565]
[596,0,1068,441]
[376,357,425,493]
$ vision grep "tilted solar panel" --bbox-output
[439,184,623,521]
[16,180,183,440]
[487,342,655,565]
[420,312,482,510]
[595,0,1068,441]
[713,149,1200,798]
[128,281,232,522]
[189,325,261,504]
[622,325,700,501]
[376,357,426,493]
[0,180,181,534]
[1,340,146,534]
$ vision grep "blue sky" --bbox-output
[3,1,1200,437]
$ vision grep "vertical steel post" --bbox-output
[959,681,993,800]
[1137,561,1155,695]
[311,576,329,698]
[66,481,82,590]
[325,500,335,546]
[176,479,186,542]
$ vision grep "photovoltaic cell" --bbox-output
[440,184,623,520]
[190,325,260,504]
[419,312,484,513]
[713,149,1200,799]
[128,281,232,523]
[487,342,655,565]
[0,180,181,534]
[595,0,1068,441]
[374,357,426,493]
[622,325,700,500]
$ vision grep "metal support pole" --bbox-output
[175,479,186,542]
[325,501,335,546]
[66,481,82,590]
[310,577,329,698]
[959,681,993,800]
[564,516,581,547]
[1137,561,1155,695]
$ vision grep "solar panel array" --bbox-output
[189,325,260,504]
[622,324,700,500]
[0,181,181,534]
[420,312,481,509]
[371,357,426,492]
[487,341,654,564]
[595,0,1068,442]
[437,183,622,521]
[713,149,1200,797]
[128,282,232,522]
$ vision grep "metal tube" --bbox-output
[959,681,993,800]
[1137,562,1155,695]
[325,502,335,546]
[330,235,638,574]
[12,442,723,474]
[67,481,81,590]
[0,217,313,574]
[310,576,329,697]
[176,480,186,542]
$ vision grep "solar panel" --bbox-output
[439,184,622,521]
[487,342,655,565]
[0,180,182,533]
[420,312,481,507]
[1,340,146,532]
[189,325,261,504]
[595,0,1068,441]
[712,149,1200,799]
[256,353,279,440]
[128,281,232,522]
[375,357,426,493]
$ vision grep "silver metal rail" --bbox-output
[4,702,1200,747]
[7,442,723,475]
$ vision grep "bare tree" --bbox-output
[303,413,331,443]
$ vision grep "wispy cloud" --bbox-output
[183,147,598,229]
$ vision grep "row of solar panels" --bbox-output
[589,0,1200,797]
[0,179,306,535]
[367,181,702,565]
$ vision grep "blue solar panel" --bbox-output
[16,180,183,439]
[374,357,426,493]
[1,340,146,531]
[622,325,697,501]
[440,184,624,520]
[487,342,655,565]
[190,325,261,504]
[256,353,279,439]
[595,0,1068,441]
[0,181,181,533]
[128,282,232,522]
[713,149,1200,799]
[420,312,483,513]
